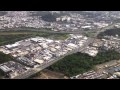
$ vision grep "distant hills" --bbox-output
[0,11,120,22]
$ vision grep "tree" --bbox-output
[48,50,120,77]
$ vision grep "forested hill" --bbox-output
[48,50,120,77]
[97,28,120,39]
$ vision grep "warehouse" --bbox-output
[34,59,44,64]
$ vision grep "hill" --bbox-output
[97,28,120,39]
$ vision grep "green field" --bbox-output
[48,50,120,77]
[84,31,96,38]
[0,31,69,46]
[0,52,15,64]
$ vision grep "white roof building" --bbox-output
[67,43,78,49]
[55,46,61,49]
[11,43,19,47]
[43,56,51,61]
[0,65,12,72]
[50,48,57,52]
[34,59,44,64]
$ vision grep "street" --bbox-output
[13,23,116,79]
[13,38,94,79]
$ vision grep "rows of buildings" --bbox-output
[81,39,103,57]
[70,70,105,79]
[70,59,120,79]
[0,34,90,78]
[101,35,120,52]
[81,34,120,57]
[0,11,117,32]
[0,61,30,78]
[55,13,110,32]
[70,63,120,79]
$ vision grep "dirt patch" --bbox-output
[32,69,69,79]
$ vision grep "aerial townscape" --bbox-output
[1,11,120,79]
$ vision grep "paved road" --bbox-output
[13,23,117,79]
[13,38,94,79]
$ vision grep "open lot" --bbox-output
[31,69,69,79]
[0,31,69,46]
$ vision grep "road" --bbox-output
[13,38,94,79]
[13,23,117,79]
[0,23,116,35]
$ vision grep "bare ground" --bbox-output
[32,69,69,79]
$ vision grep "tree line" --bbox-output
[48,50,120,77]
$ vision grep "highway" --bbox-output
[13,38,94,79]
[13,23,117,79]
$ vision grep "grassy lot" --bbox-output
[84,32,96,38]
[0,31,69,46]
[0,52,15,64]
[0,34,34,46]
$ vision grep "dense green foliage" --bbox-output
[48,50,120,76]
[0,31,69,46]
[0,34,34,46]
[97,28,120,39]
[37,33,69,40]
[0,71,4,79]
[0,52,15,64]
